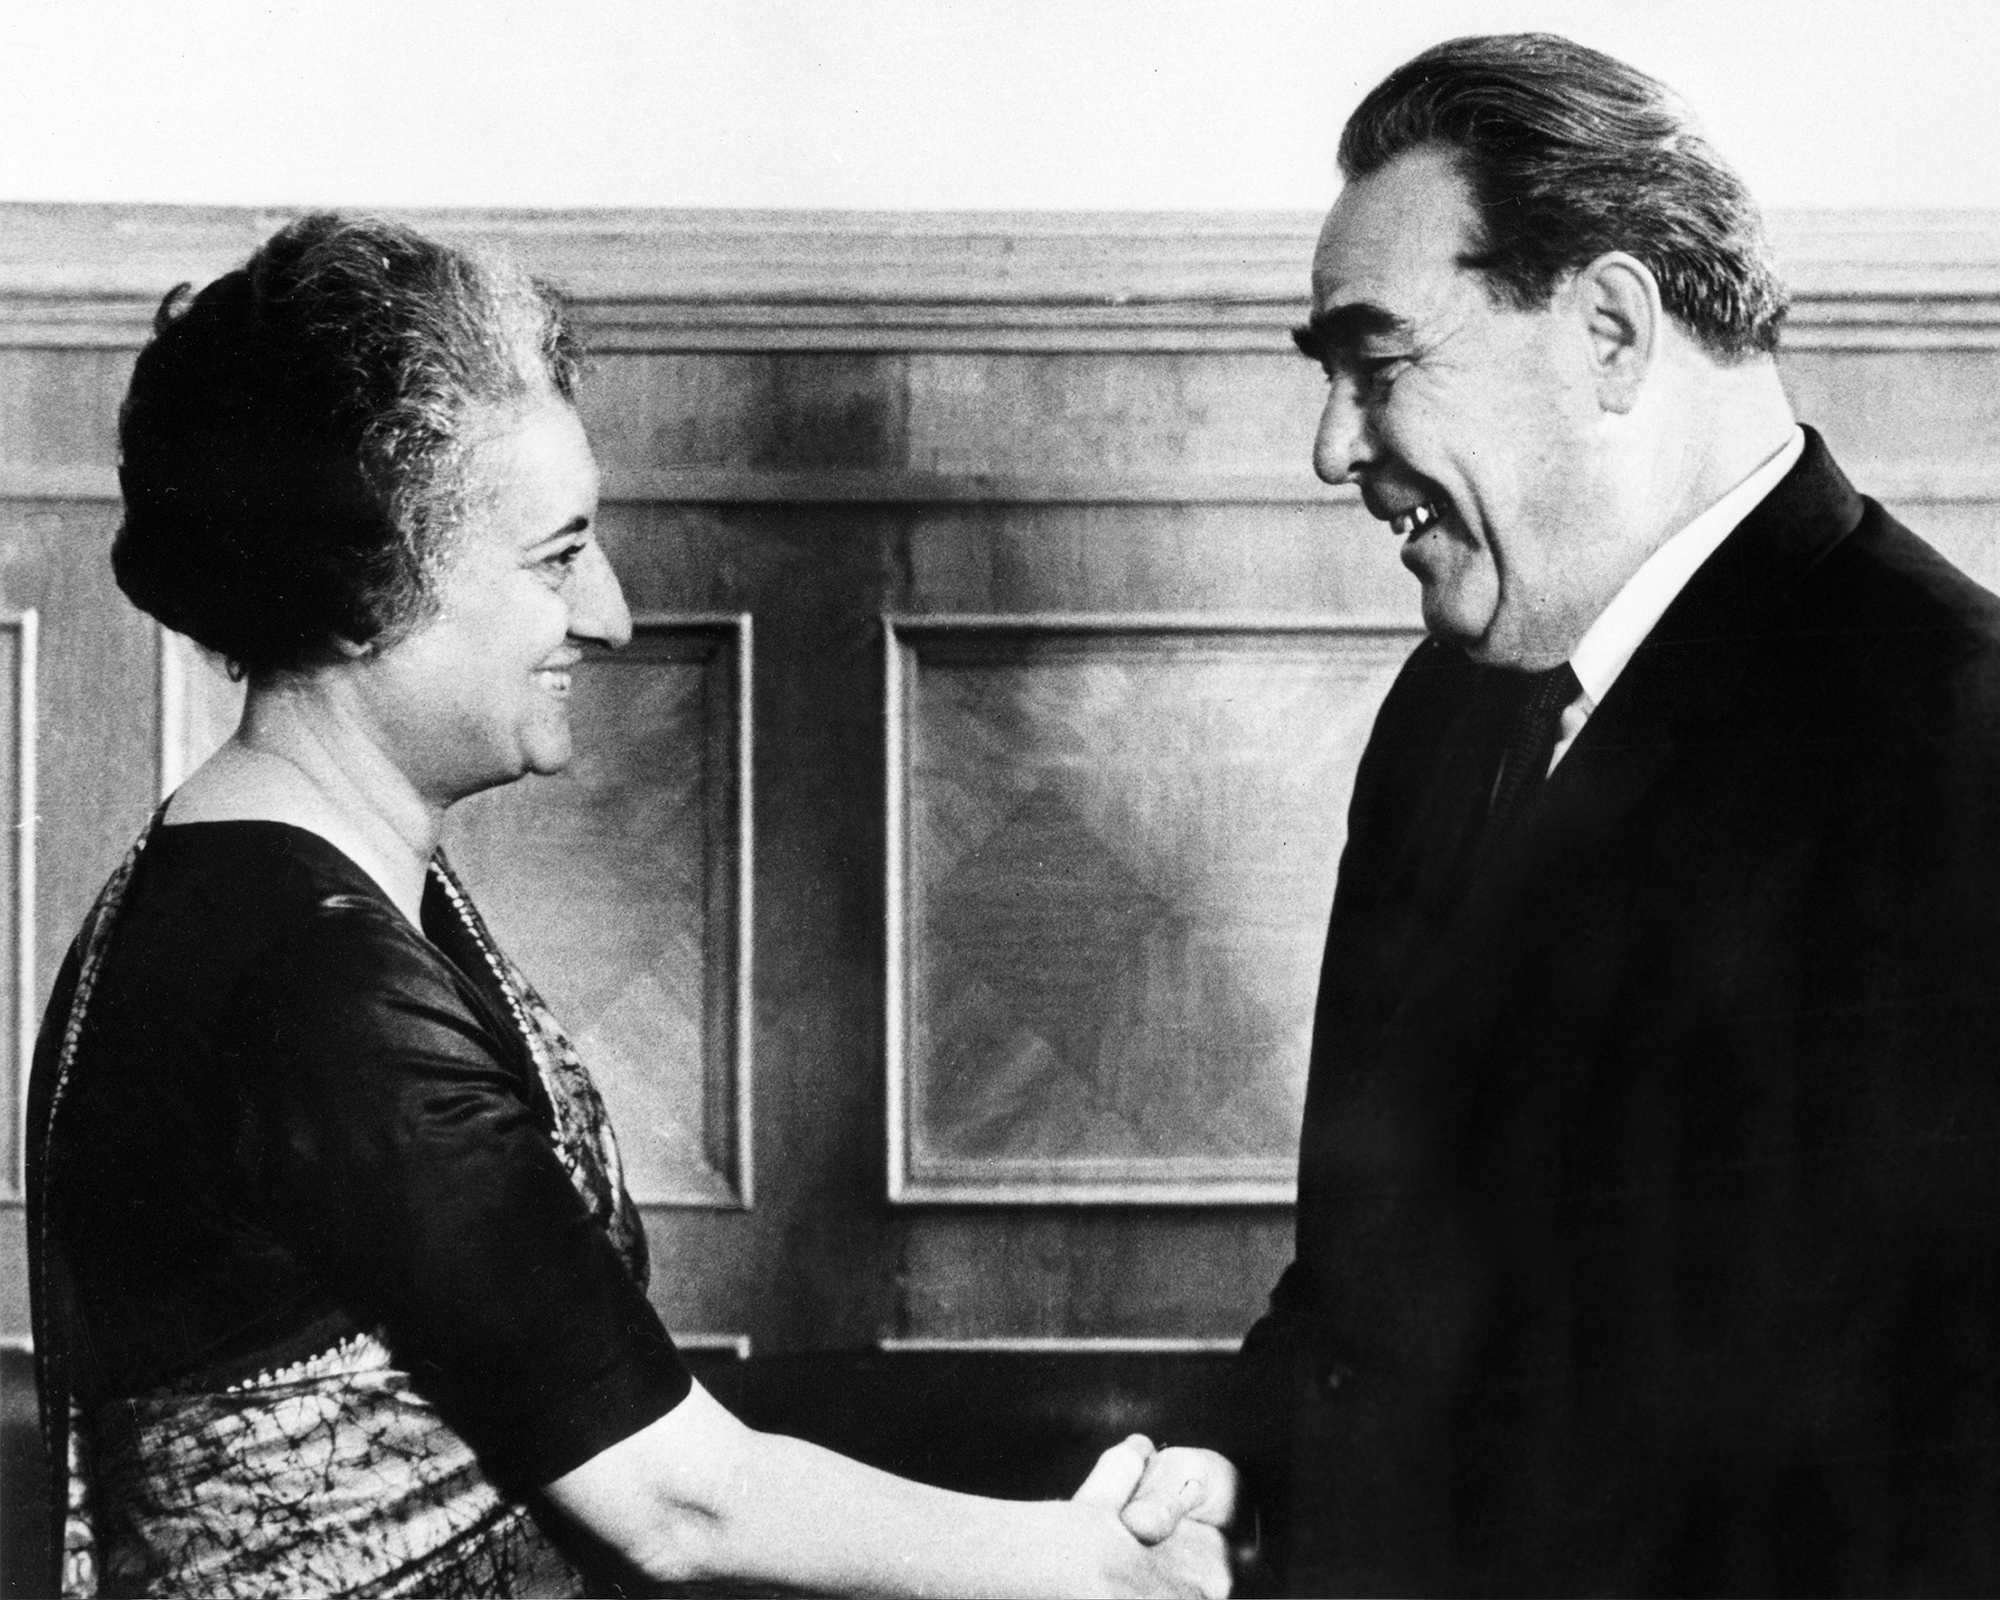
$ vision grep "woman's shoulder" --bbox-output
[86,820,403,1020]
[142,818,391,921]
[214,841,533,1105]
[194,833,470,1020]
[228,859,558,1206]
[121,820,492,1061]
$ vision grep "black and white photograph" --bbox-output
[4,1,2000,1592]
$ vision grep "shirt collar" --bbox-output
[1568,425,1805,710]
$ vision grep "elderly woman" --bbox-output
[26,214,1230,1598]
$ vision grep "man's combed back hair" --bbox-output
[1340,33,1788,359]
[113,212,580,678]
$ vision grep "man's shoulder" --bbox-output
[1804,498,2000,663]
[1832,498,2000,632]
[1778,496,2000,746]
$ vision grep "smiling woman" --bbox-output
[24,215,1234,1598]
[356,401,628,808]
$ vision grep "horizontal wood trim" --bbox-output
[12,462,2000,508]
[0,1331,755,1359]
[672,1332,753,1359]
[595,468,1338,505]
[885,1178,1298,1207]
[11,300,2000,354]
[8,204,2000,300]
[0,205,1324,304]
[6,463,1339,505]
[885,612,1411,634]
[6,204,2000,352]
[877,1336,1243,1354]
[0,465,113,501]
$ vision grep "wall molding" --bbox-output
[672,1332,753,1360]
[877,1335,1243,1355]
[6,203,2000,353]
[607,612,756,1209]
[884,612,1414,1207]
[15,460,2000,510]
[710,611,757,1212]
[2,613,36,1202]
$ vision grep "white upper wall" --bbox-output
[3,0,1995,211]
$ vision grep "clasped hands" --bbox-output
[1071,1433,1243,1598]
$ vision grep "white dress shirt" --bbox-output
[1547,426,1805,772]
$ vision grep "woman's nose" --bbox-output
[570,542,633,649]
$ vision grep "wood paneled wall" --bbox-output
[3,204,2000,1355]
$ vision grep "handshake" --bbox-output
[1071,1434,1247,1599]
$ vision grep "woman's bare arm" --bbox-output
[543,1379,1229,1598]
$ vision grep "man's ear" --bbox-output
[1574,251,1661,415]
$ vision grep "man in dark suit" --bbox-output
[1126,30,2000,1597]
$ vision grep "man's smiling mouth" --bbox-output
[1390,500,1442,538]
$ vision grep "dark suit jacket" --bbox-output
[1247,430,2000,1596]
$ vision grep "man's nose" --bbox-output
[1313,373,1375,486]
[570,542,634,649]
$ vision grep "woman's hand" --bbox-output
[1070,1435,1233,1598]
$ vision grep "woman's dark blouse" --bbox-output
[44,821,690,1492]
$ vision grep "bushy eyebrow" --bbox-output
[1291,302,1411,365]
[524,515,591,551]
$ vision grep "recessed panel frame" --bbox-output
[885,612,1417,1206]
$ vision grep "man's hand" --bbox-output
[1116,1445,1239,1544]
[1071,1435,1231,1597]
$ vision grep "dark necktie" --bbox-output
[1484,661,1581,841]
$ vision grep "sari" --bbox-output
[27,814,649,1597]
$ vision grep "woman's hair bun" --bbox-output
[111,212,579,678]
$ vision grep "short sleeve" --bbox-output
[227,897,691,1490]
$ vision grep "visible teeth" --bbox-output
[1390,501,1439,538]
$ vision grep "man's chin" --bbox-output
[1417,587,1498,657]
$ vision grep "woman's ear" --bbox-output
[1574,251,1662,416]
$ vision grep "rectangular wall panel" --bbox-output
[887,615,1418,1204]
[444,614,753,1206]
